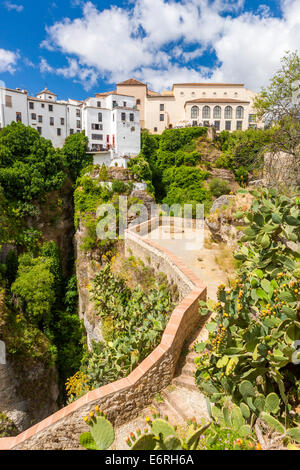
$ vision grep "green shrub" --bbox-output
[111,179,127,194]
[209,178,231,198]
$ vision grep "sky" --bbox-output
[0,0,299,101]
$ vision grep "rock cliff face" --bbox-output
[0,359,59,433]
[74,219,104,349]
[27,179,75,275]
[74,171,155,349]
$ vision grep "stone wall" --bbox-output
[0,218,206,450]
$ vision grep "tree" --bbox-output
[0,122,65,202]
[254,51,300,156]
[61,132,91,182]
[11,254,55,327]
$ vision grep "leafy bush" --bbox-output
[111,179,127,194]
[11,253,56,327]
[162,166,211,206]
[215,128,273,173]
[195,189,300,439]
[209,178,231,198]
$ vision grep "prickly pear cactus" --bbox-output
[126,413,211,451]
[80,407,115,450]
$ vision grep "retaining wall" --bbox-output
[0,218,206,450]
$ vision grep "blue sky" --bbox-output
[0,0,299,100]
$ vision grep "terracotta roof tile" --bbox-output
[117,78,146,86]
[37,88,57,96]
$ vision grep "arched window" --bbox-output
[225,106,232,119]
[202,106,210,119]
[213,106,221,119]
[191,106,199,118]
[236,106,244,119]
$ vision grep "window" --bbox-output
[160,104,164,111]
[49,105,53,112]
[92,134,103,140]
[37,127,42,135]
[98,112,102,122]
[191,106,199,119]
[123,102,127,107]
[60,118,65,125]
[224,106,232,119]
[213,106,221,119]
[31,113,36,120]
[50,117,54,126]
[130,113,134,122]
[214,121,220,131]
[202,106,211,119]
[77,120,81,129]
[249,114,256,123]
[5,96,12,107]
[113,100,117,108]
[191,92,195,96]
[225,120,231,131]
[29,102,34,110]
[41,103,45,108]
[121,112,126,121]
[57,128,61,136]
[16,112,22,122]
[136,99,141,105]
[38,115,43,123]
[91,123,103,130]
[70,129,74,135]
[236,121,243,130]
[160,114,164,121]
[154,127,158,132]
[76,109,81,117]
[180,92,184,96]
[192,121,197,126]
[106,135,110,144]
[97,101,101,108]
[48,96,52,100]
[236,106,244,119]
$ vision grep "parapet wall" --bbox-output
[0,218,206,451]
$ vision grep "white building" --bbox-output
[0,86,141,167]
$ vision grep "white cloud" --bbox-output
[3,1,24,12]
[39,57,98,90]
[0,48,19,73]
[41,0,300,91]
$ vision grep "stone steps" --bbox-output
[173,374,198,391]
[181,362,196,378]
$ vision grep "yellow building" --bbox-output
[112,78,261,134]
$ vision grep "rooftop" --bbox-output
[117,78,146,86]
[37,87,57,97]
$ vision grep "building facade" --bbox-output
[115,79,262,134]
[0,86,141,167]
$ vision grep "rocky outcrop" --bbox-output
[206,193,252,246]
[0,360,59,434]
[264,151,300,188]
